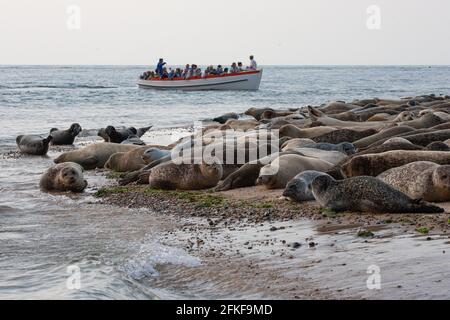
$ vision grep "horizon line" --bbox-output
[1,64,449,67]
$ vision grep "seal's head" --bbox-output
[256,164,279,187]
[128,127,138,135]
[69,123,82,136]
[105,126,117,136]
[311,175,335,194]
[432,165,450,190]
[56,163,87,192]
[283,178,307,200]
[200,162,223,180]
[337,142,356,155]
[142,148,166,164]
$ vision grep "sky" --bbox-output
[0,0,449,65]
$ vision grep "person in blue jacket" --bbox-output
[156,58,166,76]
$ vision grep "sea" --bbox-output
[0,65,449,299]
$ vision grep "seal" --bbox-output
[213,151,305,191]
[255,154,333,189]
[212,112,239,124]
[426,141,450,151]
[399,129,450,147]
[223,119,259,131]
[281,138,315,150]
[400,113,445,129]
[40,162,88,192]
[105,126,137,143]
[54,142,139,170]
[308,106,390,130]
[245,107,274,121]
[104,146,163,172]
[353,125,416,149]
[356,139,423,156]
[392,111,416,122]
[312,128,378,144]
[326,111,360,122]
[377,161,450,202]
[341,150,450,178]
[97,128,110,142]
[279,124,337,139]
[311,175,443,213]
[317,101,360,114]
[301,142,356,155]
[16,134,53,155]
[260,110,294,120]
[284,147,348,165]
[98,125,152,143]
[148,161,223,190]
[50,123,82,145]
[282,170,330,202]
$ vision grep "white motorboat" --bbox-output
[137,70,262,90]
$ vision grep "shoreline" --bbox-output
[93,181,450,299]
[95,183,450,236]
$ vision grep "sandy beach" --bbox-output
[93,180,449,299]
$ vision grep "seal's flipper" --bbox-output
[79,157,99,170]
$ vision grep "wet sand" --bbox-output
[97,182,450,299]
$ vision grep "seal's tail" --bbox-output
[410,199,444,213]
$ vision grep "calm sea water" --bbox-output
[0,65,449,299]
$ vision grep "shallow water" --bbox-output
[1,65,449,299]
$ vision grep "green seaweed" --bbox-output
[320,207,338,217]
[416,227,430,234]
[250,202,274,209]
[357,230,374,238]
[94,186,130,197]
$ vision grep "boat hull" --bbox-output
[137,70,262,91]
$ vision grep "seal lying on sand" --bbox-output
[40,162,87,192]
[301,142,356,155]
[256,154,333,189]
[308,106,390,130]
[279,124,337,139]
[105,126,138,143]
[98,125,152,142]
[312,128,377,144]
[283,170,330,202]
[16,135,53,155]
[377,161,450,202]
[213,151,305,191]
[148,161,223,190]
[245,107,274,121]
[281,138,315,150]
[104,146,163,172]
[212,112,239,124]
[353,126,416,149]
[341,150,450,177]
[50,123,82,145]
[54,143,138,169]
[426,141,450,151]
[311,175,443,213]
[286,147,348,165]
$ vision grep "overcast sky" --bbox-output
[1,0,449,65]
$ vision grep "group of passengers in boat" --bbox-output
[140,56,258,80]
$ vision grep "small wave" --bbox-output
[120,242,201,280]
